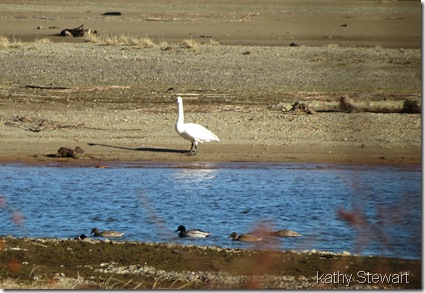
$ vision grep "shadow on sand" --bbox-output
[88,143,189,154]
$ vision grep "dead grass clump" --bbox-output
[104,35,121,46]
[181,39,201,51]
[35,38,52,44]
[85,34,158,48]
[130,36,157,48]
[327,43,339,48]
[208,39,221,46]
[29,38,52,49]
[84,33,103,44]
[0,36,10,48]
[84,34,219,51]
[158,41,173,51]
[182,38,199,48]
[0,36,22,48]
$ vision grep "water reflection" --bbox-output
[173,167,218,183]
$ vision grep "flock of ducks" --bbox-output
[76,226,301,243]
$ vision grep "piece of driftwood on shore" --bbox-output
[287,101,316,114]
[271,97,421,114]
[25,85,70,90]
[59,24,97,37]
[102,12,122,16]
[4,115,85,132]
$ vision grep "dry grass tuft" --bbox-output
[0,35,10,48]
[0,36,22,48]
[158,41,174,51]
[35,38,52,44]
[181,38,202,52]
[208,39,221,46]
[84,33,103,44]
[130,36,157,48]
[83,34,219,51]
[104,35,121,46]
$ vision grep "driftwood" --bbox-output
[339,96,362,113]
[102,12,122,16]
[23,85,130,93]
[281,101,316,114]
[25,85,70,90]
[60,25,97,37]
[271,97,421,114]
[4,115,84,132]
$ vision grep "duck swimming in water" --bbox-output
[251,229,302,237]
[90,228,124,238]
[266,230,301,237]
[175,225,211,238]
[229,232,262,242]
[74,234,87,241]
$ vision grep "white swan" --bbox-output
[175,96,220,154]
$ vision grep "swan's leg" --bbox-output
[189,142,195,154]
[189,142,198,155]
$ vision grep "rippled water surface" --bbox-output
[0,162,421,259]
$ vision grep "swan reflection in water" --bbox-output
[172,165,218,184]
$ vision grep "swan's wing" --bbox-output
[183,123,220,143]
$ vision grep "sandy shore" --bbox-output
[0,43,421,166]
[0,0,421,166]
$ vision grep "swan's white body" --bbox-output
[175,96,220,154]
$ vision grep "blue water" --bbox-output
[0,162,421,260]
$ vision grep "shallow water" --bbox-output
[0,162,421,259]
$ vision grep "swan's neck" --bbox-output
[176,101,184,126]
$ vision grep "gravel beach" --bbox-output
[0,42,421,165]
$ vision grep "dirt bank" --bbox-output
[0,237,421,289]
